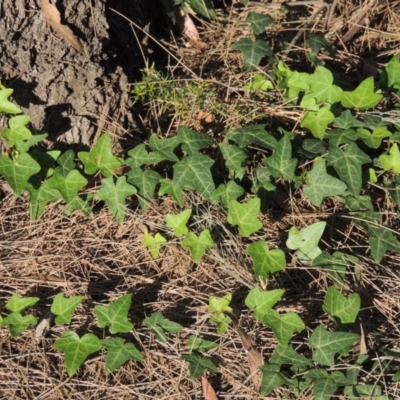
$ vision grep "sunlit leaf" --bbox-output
[227,198,262,237]
[340,77,382,110]
[166,209,192,236]
[51,293,84,325]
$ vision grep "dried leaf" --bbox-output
[39,275,70,287]
[201,375,218,400]
[35,311,53,343]
[40,0,85,54]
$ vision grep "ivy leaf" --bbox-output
[1,312,37,337]
[264,134,297,180]
[308,369,349,400]
[177,126,213,154]
[173,153,215,199]
[274,61,310,98]
[188,335,219,352]
[309,325,360,366]
[94,176,137,223]
[181,353,218,380]
[270,345,313,369]
[246,12,274,35]
[54,331,102,376]
[246,241,286,280]
[286,221,326,263]
[307,34,332,54]
[230,38,274,70]
[303,159,347,206]
[54,149,77,177]
[340,77,383,110]
[356,126,391,149]
[210,180,244,209]
[227,198,262,237]
[94,294,134,334]
[100,338,143,375]
[322,286,360,327]
[300,106,335,139]
[388,176,400,207]
[148,134,180,162]
[0,152,41,196]
[0,88,21,114]
[384,56,400,90]
[245,286,284,320]
[327,143,371,196]
[260,364,287,396]
[48,169,88,204]
[185,0,216,19]
[379,143,400,173]
[6,293,40,313]
[219,143,248,178]
[243,73,274,91]
[166,209,192,236]
[51,293,84,325]
[228,124,277,150]
[78,133,123,177]
[142,232,167,259]
[182,229,214,262]
[127,167,161,210]
[1,115,32,147]
[261,310,305,346]
[326,128,358,147]
[126,144,162,168]
[208,294,233,334]
[27,180,62,220]
[333,110,365,129]
[158,178,184,207]
[368,225,400,263]
[144,311,183,344]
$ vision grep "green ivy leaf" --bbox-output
[94,294,134,334]
[327,143,371,196]
[219,143,248,178]
[303,159,347,206]
[0,88,22,114]
[230,38,274,70]
[48,169,88,204]
[158,178,184,207]
[210,181,244,209]
[326,128,358,147]
[1,312,37,337]
[126,144,162,168]
[245,286,284,320]
[246,241,286,280]
[379,143,400,173]
[14,133,48,154]
[182,229,214,262]
[300,106,335,139]
[269,345,313,369]
[143,232,167,259]
[246,12,274,35]
[144,310,183,344]
[54,331,102,376]
[308,369,349,400]
[262,310,305,346]
[6,293,40,313]
[27,180,62,220]
[356,126,391,149]
[368,225,400,263]
[185,0,216,19]
[148,134,180,162]
[166,209,192,236]
[78,133,123,177]
[177,126,213,154]
[306,34,332,54]
[181,353,218,380]
[384,56,400,90]
[227,198,262,237]
[344,384,384,398]
[1,115,32,146]
[340,77,383,110]
[228,124,277,150]
[243,73,274,91]
[309,325,360,366]
[54,149,77,177]
[274,61,310,98]
[173,153,215,199]
[322,286,360,327]
[264,134,297,180]
[333,110,365,129]
[94,176,137,223]
[100,337,143,375]
[260,364,288,396]
[0,152,41,196]
[188,335,219,352]
[51,293,84,325]
[127,167,161,210]
[208,294,233,334]
[286,221,326,263]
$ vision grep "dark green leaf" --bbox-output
[144,311,183,344]
[228,124,277,150]
[246,12,274,35]
[230,38,274,70]
[210,181,244,209]
[219,143,248,178]
[177,126,213,154]
[181,353,218,379]
[158,178,184,207]
[127,168,161,210]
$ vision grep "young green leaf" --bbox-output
[286,221,326,263]
[48,169,88,204]
[243,73,274,91]
[6,293,40,313]
[340,77,383,110]
[219,143,248,178]
[227,124,277,150]
[1,115,32,146]
[54,331,102,376]
[142,232,167,259]
[177,126,213,154]
[78,133,123,177]
[166,209,192,236]
[14,133,48,154]
[126,143,162,168]
[181,353,218,380]
[300,106,335,139]
[260,364,288,396]
[100,337,144,375]
[188,335,219,352]
[27,179,62,220]
[356,126,391,149]
[246,241,286,280]
[148,134,180,162]
[144,311,183,344]
[309,325,360,366]
[379,143,400,173]
[173,153,215,199]
[94,294,134,334]
[0,88,22,114]
[383,56,400,91]
[158,178,184,207]
[208,294,233,334]
[1,313,38,337]
[182,229,214,262]
[246,12,274,35]
[227,198,262,237]
[94,176,137,223]
[322,286,360,327]
[51,293,84,325]
[0,152,41,196]
[210,181,244,209]
[303,159,347,206]
[127,167,161,210]
[245,286,284,320]
[262,310,305,346]
[274,61,310,98]
[230,38,274,70]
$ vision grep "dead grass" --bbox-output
[1,1,400,399]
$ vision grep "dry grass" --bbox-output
[2,1,400,399]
